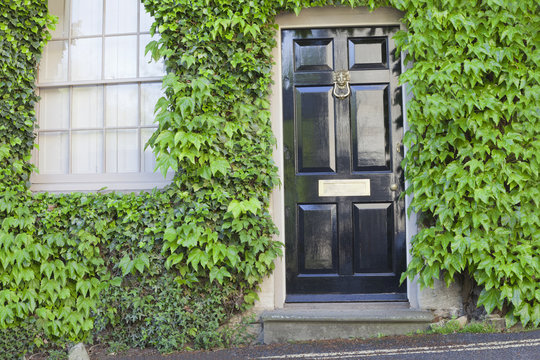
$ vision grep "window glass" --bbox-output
[104,35,138,79]
[105,0,138,34]
[48,0,70,39]
[39,40,68,83]
[139,34,165,77]
[139,2,154,33]
[141,83,162,126]
[39,88,70,130]
[71,131,104,174]
[106,129,139,172]
[141,128,157,173]
[71,0,103,37]
[71,86,104,129]
[70,38,102,81]
[38,132,69,174]
[105,84,138,127]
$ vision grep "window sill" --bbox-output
[30,172,174,193]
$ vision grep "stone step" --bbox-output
[261,303,433,344]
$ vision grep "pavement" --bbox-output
[91,329,540,360]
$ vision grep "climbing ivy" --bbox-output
[0,0,538,354]
[144,0,539,327]
[395,0,539,328]
[0,0,282,349]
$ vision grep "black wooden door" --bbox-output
[282,27,406,302]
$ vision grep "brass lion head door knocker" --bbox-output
[332,70,350,99]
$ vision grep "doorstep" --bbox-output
[260,302,433,344]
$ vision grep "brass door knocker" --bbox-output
[332,70,350,99]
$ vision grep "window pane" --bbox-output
[70,38,102,81]
[106,129,139,173]
[105,0,137,34]
[139,2,154,33]
[72,86,103,129]
[139,34,165,77]
[39,88,69,130]
[72,131,103,174]
[105,84,138,127]
[71,0,103,37]
[38,132,69,174]
[35,0,170,189]
[48,0,70,39]
[141,128,157,173]
[140,82,162,125]
[104,36,137,79]
[39,40,68,83]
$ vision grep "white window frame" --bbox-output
[31,0,172,193]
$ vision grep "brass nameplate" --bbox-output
[318,179,370,197]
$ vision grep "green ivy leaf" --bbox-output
[133,253,150,274]
[209,159,230,176]
[478,288,502,314]
[163,227,177,242]
[118,255,134,276]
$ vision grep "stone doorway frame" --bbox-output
[254,6,427,310]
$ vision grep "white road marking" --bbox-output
[255,338,540,359]
[312,340,540,359]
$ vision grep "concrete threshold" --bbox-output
[261,302,433,344]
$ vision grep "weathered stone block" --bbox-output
[68,343,90,360]
[417,278,463,318]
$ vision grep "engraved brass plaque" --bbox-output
[318,179,371,197]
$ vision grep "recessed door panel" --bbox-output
[351,84,390,171]
[295,86,336,173]
[348,37,388,70]
[298,204,338,272]
[353,203,393,273]
[294,39,334,71]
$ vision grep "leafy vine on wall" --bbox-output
[0,0,538,354]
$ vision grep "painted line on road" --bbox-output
[311,339,540,359]
[255,338,540,359]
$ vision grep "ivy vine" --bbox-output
[0,0,538,353]
[396,0,539,327]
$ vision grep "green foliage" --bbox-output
[396,0,540,328]
[46,349,68,360]
[0,0,538,355]
[1,0,281,351]
[106,341,130,355]
[93,273,241,352]
[0,320,39,359]
[428,320,497,335]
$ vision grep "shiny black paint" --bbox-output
[283,27,406,302]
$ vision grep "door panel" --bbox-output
[353,203,393,273]
[348,37,388,70]
[283,27,406,302]
[350,84,390,171]
[294,39,334,71]
[295,87,336,173]
[298,204,338,272]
